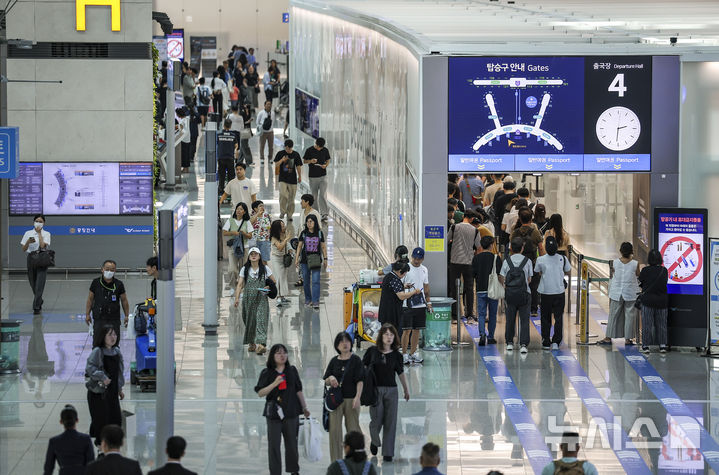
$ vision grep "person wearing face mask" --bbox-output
[85,260,130,343]
[20,214,51,314]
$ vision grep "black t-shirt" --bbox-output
[639,265,668,308]
[255,365,304,418]
[494,191,516,225]
[150,278,157,301]
[303,146,331,178]
[472,252,502,292]
[89,277,126,320]
[274,150,302,184]
[217,130,238,159]
[378,272,405,329]
[322,354,365,399]
[362,346,403,387]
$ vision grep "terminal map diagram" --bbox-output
[42,163,119,214]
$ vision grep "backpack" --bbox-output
[337,459,372,475]
[262,113,273,131]
[198,86,211,105]
[504,255,529,305]
[553,459,585,475]
[515,226,538,261]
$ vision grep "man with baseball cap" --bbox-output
[401,247,432,364]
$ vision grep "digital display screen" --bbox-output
[295,88,320,139]
[448,56,653,172]
[657,212,705,295]
[9,162,153,215]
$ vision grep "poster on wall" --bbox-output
[448,56,654,172]
[166,29,185,62]
[152,36,168,63]
[710,238,719,345]
[295,88,320,138]
[657,211,706,295]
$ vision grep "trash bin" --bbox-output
[0,321,22,374]
[423,297,454,351]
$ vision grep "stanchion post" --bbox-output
[203,121,219,335]
[155,209,175,467]
[566,245,573,314]
[575,254,583,325]
[578,259,589,345]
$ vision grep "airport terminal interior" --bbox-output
[2,0,719,474]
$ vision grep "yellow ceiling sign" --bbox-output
[76,0,121,31]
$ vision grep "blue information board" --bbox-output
[0,127,19,179]
[448,56,655,172]
[282,12,289,23]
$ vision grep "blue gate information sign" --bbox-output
[0,127,19,179]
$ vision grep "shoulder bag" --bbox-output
[283,252,293,268]
[487,255,504,300]
[324,359,349,412]
[634,267,665,310]
[360,349,379,407]
[29,249,55,269]
[306,253,322,269]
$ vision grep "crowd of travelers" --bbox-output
[32,45,655,475]
[447,173,669,355]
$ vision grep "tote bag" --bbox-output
[487,256,504,300]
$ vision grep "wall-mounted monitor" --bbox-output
[9,162,154,216]
[295,88,320,139]
[448,56,662,172]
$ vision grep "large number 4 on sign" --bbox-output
[608,73,627,97]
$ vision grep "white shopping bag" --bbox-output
[126,314,136,339]
[300,416,323,462]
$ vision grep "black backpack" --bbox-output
[504,255,529,305]
[262,113,273,131]
[198,86,211,105]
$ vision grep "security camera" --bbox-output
[670,37,678,45]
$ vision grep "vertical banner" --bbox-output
[710,238,719,345]
[654,208,708,347]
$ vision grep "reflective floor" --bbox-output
[2,131,719,475]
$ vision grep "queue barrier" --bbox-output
[572,253,613,345]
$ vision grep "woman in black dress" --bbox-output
[255,343,310,475]
[85,325,124,446]
[378,261,422,335]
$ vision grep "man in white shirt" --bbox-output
[21,214,51,314]
[297,193,321,233]
[535,235,571,350]
[256,100,274,164]
[219,162,256,209]
[401,247,432,364]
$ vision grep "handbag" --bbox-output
[85,377,106,394]
[324,360,349,412]
[29,249,55,269]
[407,289,426,308]
[634,267,665,310]
[306,253,322,270]
[283,252,293,268]
[240,127,252,140]
[487,255,504,300]
[264,398,284,420]
[360,349,379,407]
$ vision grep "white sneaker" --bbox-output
[551,343,559,351]
[520,345,528,354]
[403,352,410,364]
[411,352,423,364]
[506,343,514,351]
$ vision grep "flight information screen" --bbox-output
[10,162,153,215]
[448,56,653,172]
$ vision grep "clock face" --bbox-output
[595,106,641,151]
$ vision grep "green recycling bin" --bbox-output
[423,297,454,351]
[0,321,22,374]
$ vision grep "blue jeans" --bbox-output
[476,292,498,338]
[300,263,321,304]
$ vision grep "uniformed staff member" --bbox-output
[217,118,239,198]
[85,260,130,342]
